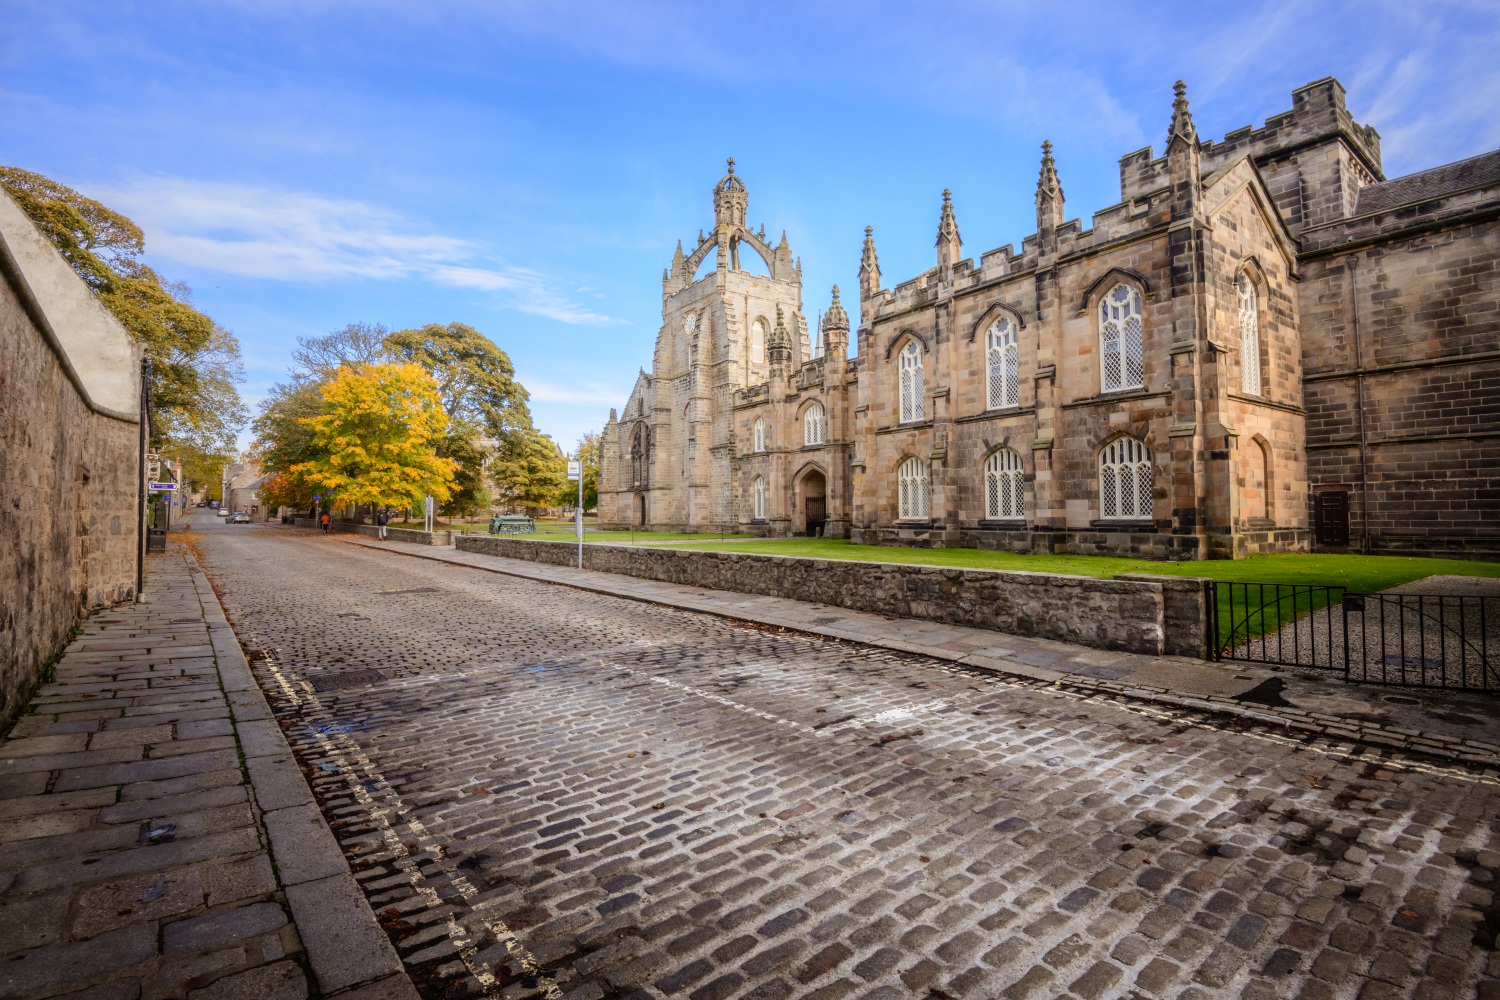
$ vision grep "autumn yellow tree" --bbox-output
[292,363,458,510]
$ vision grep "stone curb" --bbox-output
[303,526,1500,775]
[180,548,418,999]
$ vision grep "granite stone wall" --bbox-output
[457,535,1213,657]
[289,519,453,546]
[0,237,141,731]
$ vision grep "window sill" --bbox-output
[1062,389,1169,410]
[1091,519,1157,532]
[977,520,1027,530]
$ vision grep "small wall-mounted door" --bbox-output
[1314,491,1350,547]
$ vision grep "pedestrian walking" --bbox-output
[320,511,331,533]
[377,509,389,540]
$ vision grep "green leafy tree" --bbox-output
[383,323,531,441]
[0,166,247,450]
[437,425,492,518]
[291,322,391,381]
[557,431,600,510]
[293,363,458,510]
[490,427,567,515]
[172,444,236,501]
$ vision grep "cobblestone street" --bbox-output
[190,519,1500,1000]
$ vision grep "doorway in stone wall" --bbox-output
[798,469,827,537]
[1314,490,1350,548]
[638,494,647,528]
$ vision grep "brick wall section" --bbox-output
[457,536,1215,657]
[0,264,140,730]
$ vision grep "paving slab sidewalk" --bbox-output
[304,527,1500,771]
[0,545,417,1000]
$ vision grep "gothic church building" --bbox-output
[600,79,1499,560]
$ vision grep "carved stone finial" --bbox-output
[1168,79,1197,146]
[821,284,849,334]
[936,188,962,263]
[727,157,735,174]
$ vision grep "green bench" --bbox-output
[488,515,536,535]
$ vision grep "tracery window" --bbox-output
[753,417,767,453]
[897,457,930,520]
[630,426,648,488]
[752,476,768,520]
[1238,273,1261,396]
[985,318,1020,410]
[804,402,825,446]
[1099,284,1144,392]
[898,342,924,423]
[1099,437,1153,520]
[984,448,1025,521]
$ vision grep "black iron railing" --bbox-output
[1213,582,1346,671]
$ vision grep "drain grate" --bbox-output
[309,668,387,692]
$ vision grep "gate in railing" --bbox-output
[1209,582,1498,693]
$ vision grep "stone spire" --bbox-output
[935,189,962,270]
[1166,80,1197,148]
[1166,81,1202,220]
[768,304,793,376]
[859,226,881,300]
[1036,141,1065,249]
[671,239,686,278]
[820,285,849,368]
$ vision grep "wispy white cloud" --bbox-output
[519,373,634,407]
[97,176,625,325]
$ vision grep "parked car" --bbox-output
[217,508,230,517]
[229,512,250,524]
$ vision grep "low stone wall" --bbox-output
[288,519,452,546]
[457,536,1214,656]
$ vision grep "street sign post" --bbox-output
[148,482,178,492]
[569,460,583,568]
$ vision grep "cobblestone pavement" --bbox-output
[189,519,1500,1000]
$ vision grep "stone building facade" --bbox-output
[0,191,144,730]
[600,78,1499,560]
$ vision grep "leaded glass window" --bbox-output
[898,342,924,423]
[753,476,768,520]
[985,318,1019,410]
[1099,284,1144,392]
[984,449,1025,521]
[897,457,930,520]
[753,417,766,453]
[1099,438,1153,520]
[804,402,825,446]
[1239,273,1261,396]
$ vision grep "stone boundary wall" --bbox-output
[1,192,143,733]
[457,536,1213,657]
[289,519,452,546]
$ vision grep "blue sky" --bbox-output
[4,1,1497,452]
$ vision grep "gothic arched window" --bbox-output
[804,402,825,446]
[1238,273,1261,396]
[753,417,767,453]
[1099,437,1153,520]
[985,318,1019,410]
[752,476,768,520]
[897,456,930,520]
[630,425,648,488]
[984,448,1025,521]
[898,342,924,423]
[750,318,768,369]
[1099,284,1144,393]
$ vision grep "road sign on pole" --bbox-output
[575,457,584,569]
[567,461,581,481]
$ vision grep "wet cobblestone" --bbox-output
[193,523,1500,1000]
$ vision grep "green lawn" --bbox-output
[656,539,1500,648]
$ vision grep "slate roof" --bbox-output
[1355,148,1500,215]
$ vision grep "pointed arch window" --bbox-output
[752,417,767,453]
[630,425,648,488]
[750,319,768,369]
[1099,438,1153,520]
[1238,273,1261,396]
[897,457,930,520]
[804,402,825,446]
[984,449,1025,521]
[752,476,768,521]
[985,318,1020,410]
[898,342,924,423]
[1099,284,1144,392]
